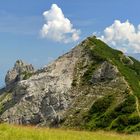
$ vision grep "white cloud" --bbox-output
[99,20,140,53]
[41,4,80,43]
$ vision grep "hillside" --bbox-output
[0,36,140,133]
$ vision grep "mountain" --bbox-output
[0,36,140,133]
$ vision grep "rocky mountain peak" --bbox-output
[14,60,28,68]
[5,60,34,86]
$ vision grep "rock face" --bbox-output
[5,60,34,86]
[1,46,81,126]
[91,61,119,83]
[0,36,140,133]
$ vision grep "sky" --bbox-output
[0,0,140,87]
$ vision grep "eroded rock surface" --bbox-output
[92,61,119,83]
[5,60,34,86]
[1,46,81,126]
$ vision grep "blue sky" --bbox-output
[0,0,140,86]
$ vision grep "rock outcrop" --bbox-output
[91,61,119,83]
[5,60,34,86]
[0,36,140,133]
[1,46,81,126]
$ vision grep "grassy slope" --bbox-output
[86,37,140,98]
[79,37,140,133]
[0,124,139,140]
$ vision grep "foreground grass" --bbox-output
[0,124,139,140]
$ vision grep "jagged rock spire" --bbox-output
[5,60,34,86]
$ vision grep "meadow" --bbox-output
[0,124,139,140]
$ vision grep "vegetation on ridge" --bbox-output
[84,37,140,98]
[68,36,140,133]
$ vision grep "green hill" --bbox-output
[62,36,140,133]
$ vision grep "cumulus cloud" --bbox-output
[99,20,140,53]
[41,4,80,43]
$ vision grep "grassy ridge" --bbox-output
[0,124,139,140]
[79,37,140,132]
[87,37,140,98]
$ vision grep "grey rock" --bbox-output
[0,46,82,126]
[92,61,119,83]
[5,60,34,86]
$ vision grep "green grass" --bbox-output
[86,37,140,98]
[0,124,139,140]
[73,36,140,132]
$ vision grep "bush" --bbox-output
[115,95,136,114]
[128,116,140,125]
[89,95,114,115]
[22,71,33,80]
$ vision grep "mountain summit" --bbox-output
[0,36,140,133]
